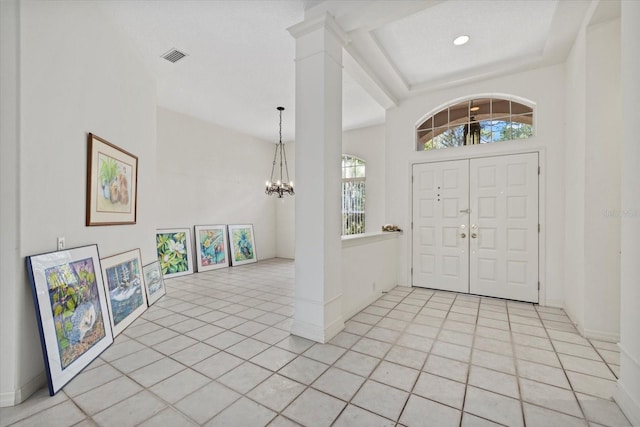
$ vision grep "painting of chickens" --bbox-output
[86,133,138,226]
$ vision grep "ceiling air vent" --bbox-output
[161,48,187,63]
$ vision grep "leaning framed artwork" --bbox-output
[86,133,138,226]
[228,224,257,266]
[100,249,147,336]
[142,261,166,305]
[26,245,113,395]
[194,224,229,272]
[156,228,194,278]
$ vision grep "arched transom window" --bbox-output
[416,97,534,151]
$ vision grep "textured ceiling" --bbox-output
[100,0,591,143]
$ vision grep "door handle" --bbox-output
[460,233,466,238]
[460,209,470,214]
[471,233,477,238]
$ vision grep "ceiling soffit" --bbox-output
[373,0,557,87]
[306,0,591,108]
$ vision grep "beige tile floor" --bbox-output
[0,258,631,426]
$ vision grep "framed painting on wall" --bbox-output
[100,249,147,336]
[86,133,138,226]
[156,228,194,278]
[194,224,229,272]
[26,244,114,395]
[142,261,166,305]
[228,224,257,266]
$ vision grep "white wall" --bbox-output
[616,1,640,424]
[583,17,621,340]
[276,144,295,259]
[1,0,158,406]
[342,233,398,319]
[563,19,587,336]
[562,6,622,341]
[385,64,567,307]
[343,124,386,233]
[275,123,387,258]
[0,0,22,408]
[157,108,277,260]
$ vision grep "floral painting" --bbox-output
[194,225,229,272]
[46,258,106,369]
[156,228,194,278]
[26,245,113,395]
[101,250,147,336]
[228,224,257,266]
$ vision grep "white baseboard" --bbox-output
[613,344,640,426]
[583,328,620,343]
[0,373,45,407]
[0,392,15,408]
[343,292,383,321]
[562,306,585,336]
[291,315,344,344]
[560,306,620,343]
[615,380,640,427]
[543,298,564,309]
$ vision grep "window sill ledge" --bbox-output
[341,231,401,248]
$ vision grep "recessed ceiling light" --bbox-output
[453,35,470,46]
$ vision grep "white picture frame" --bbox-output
[228,224,257,266]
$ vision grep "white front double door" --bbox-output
[412,152,539,302]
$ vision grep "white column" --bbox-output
[287,14,347,343]
[615,2,640,425]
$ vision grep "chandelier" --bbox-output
[265,106,294,198]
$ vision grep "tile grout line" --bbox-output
[535,304,590,425]
[505,301,528,427]
[458,292,479,427]
[391,288,440,426]
[587,338,620,380]
[98,265,295,426]
[261,287,417,426]
[6,261,627,427]
[100,293,484,427]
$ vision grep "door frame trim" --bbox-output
[408,146,548,305]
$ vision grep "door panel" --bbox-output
[412,160,469,293]
[412,153,539,303]
[469,153,539,302]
